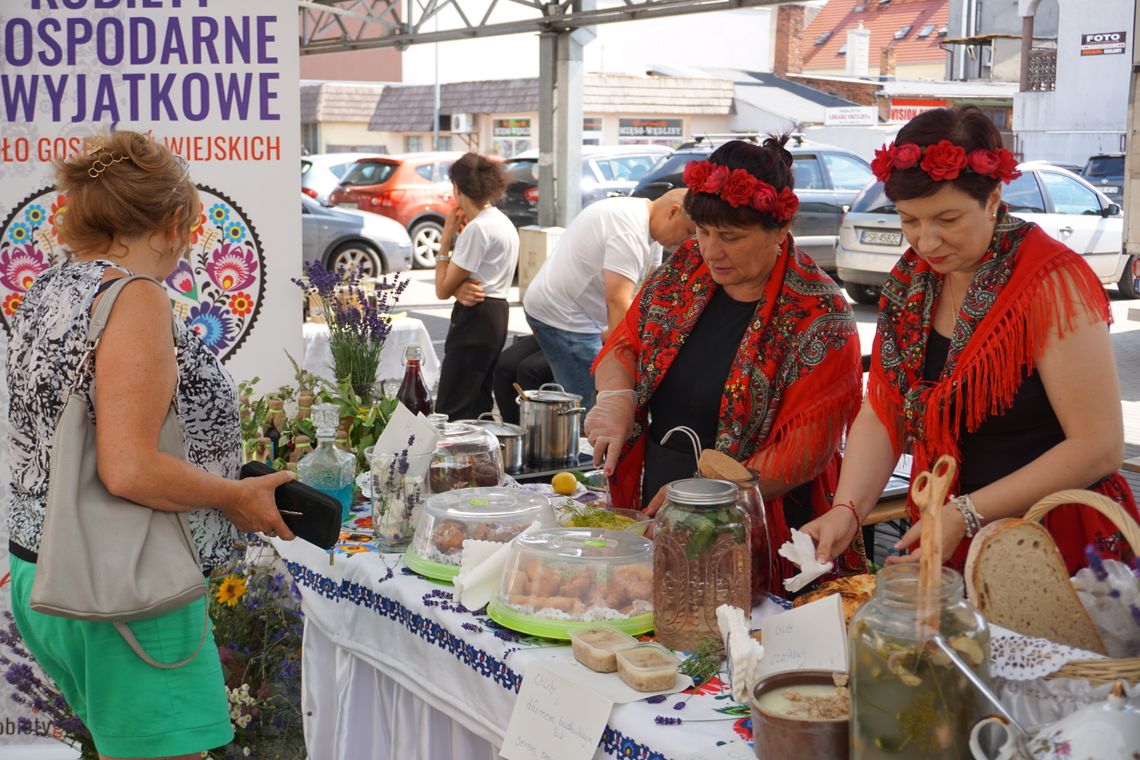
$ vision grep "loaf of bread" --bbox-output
[792,573,877,625]
[964,518,1107,655]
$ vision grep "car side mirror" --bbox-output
[1102,203,1121,217]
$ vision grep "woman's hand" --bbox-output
[455,279,485,307]
[800,506,861,564]
[644,484,669,516]
[584,389,637,475]
[225,470,297,540]
[884,502,967,565]
[442,207,466,245]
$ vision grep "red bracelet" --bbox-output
[833,500,861,526]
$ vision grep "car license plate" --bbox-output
[859,229,903,247]
[1101,185,1120,195]
[338,202,357,209]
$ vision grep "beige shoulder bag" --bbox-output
[30,275,209,668]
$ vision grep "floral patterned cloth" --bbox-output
[595,237,867,587]
[6,259,241,569]
[867,206,1139,572]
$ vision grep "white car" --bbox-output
[301,194,413,277]
[836,163,1135,304]
[302,152,385,205]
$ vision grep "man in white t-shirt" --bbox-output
[523,189,692,409]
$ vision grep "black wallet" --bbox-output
[239,461,343,550]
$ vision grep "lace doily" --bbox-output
[988,624,1106,681]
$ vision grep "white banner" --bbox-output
[823,106,878,127]
[0,1,301,747]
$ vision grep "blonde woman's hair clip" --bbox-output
[88,151,128,179]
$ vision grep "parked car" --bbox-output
[497,144,672,227]
[629,136,873,270]
[327,151,463,268]
[1081,152,1124,204]
[301,152,383,205]
[835,163,1134,304]
[301,194,413,277]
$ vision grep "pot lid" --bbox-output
[463,418,524,438]
[520,383,581,404]
[665,478,738,506]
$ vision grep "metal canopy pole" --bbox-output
[555,29,584,226]
[537,30,558,228]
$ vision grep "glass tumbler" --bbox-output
[370,450,432,551]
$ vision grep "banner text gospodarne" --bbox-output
[1,7,281,123]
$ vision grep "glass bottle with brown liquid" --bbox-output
[396,345,433,415]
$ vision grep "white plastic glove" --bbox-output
[584,389,637,475]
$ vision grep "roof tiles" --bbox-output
[802,0,950,71]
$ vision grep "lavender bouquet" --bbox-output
[295,261,408,401]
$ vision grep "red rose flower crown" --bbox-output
[682,160,800,223]
[872,140,1021,185]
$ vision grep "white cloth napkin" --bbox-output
[452,520,542,611]
[716,604,764,704]
[778,528,833,593]
[372,403,438,460]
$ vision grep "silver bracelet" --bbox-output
[951,494,982,537]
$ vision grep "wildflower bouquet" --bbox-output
[206,547,306,759]
[294,260,408,401]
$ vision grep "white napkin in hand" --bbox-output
[452,521,542,611]
[716,604,764,704]
[778,528,833,593]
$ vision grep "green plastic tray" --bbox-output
[486,597,654,641]
[404,547,460,583]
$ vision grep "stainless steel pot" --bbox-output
[516,383,586,466]
[463,413,525,474]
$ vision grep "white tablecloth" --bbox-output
[302,318,441,391]
[274,524,785,760]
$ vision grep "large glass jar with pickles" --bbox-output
[849,565,989,759]
[653,479,750,652]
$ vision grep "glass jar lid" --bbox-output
[665,478,738,506]
[422,487,551,521]
[513,527,652,561]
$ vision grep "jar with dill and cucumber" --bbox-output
[849,564,990,759]
[653,478,750,652]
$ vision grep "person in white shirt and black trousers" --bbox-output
[434,153,519,420]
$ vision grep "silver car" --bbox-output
[835,164,1133,304]
[301,194,412,277]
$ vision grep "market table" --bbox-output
[302,317,441,391]
[271,512,788,760]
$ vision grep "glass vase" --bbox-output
[371,451,432,551]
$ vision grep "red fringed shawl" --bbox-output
[868,209,1138,572]
[594,238,867,587]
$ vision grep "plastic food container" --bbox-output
[405,487,554,582]
[615,643,678,692]
[429,422,505,494]
[486,528,654,639]
[569,627,638,673]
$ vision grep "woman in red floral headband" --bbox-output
[803,105,1137,575]
[585,137,867,597]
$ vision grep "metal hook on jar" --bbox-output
[661,426,702,476]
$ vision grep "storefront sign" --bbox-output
[618,118,683,138]
[0,3,300,746]
[889,98,948,123]
[1080,31,1126,56]
[824,106,878,126]
[493,118,532,137]
[583,117,603,132]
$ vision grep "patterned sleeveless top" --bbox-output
[6,259,241,570]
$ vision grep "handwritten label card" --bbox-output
[758,593,847,676]
[500,662,614,760]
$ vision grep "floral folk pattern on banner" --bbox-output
[0,186,265,362]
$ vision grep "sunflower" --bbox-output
[215,574,248,607]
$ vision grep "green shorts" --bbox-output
[9,555,234,758]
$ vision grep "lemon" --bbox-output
[551,471,577,496]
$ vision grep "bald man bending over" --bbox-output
[523,189,694,410]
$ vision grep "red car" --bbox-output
[328,151,462,268]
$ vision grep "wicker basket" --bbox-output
[1021,489,1140,684]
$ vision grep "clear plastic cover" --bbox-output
[410,487,553,566]
[496,528,654,622]
[428,422,504,493]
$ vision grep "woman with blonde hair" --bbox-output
[7,130,294,759]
